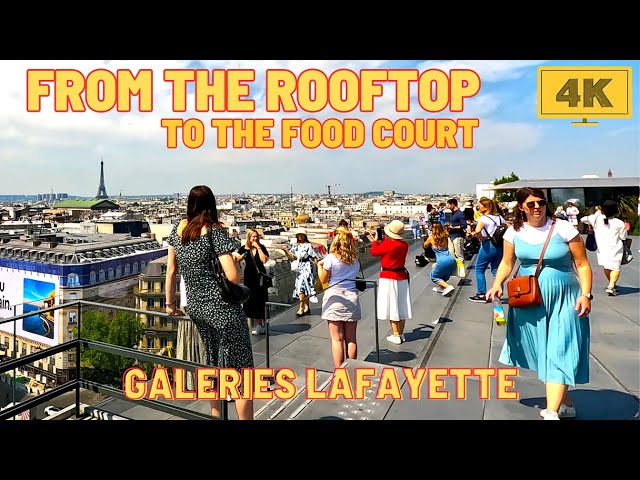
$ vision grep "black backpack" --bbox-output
[415,254,429,267]
[484,216,507,249]
[423,244,437,260]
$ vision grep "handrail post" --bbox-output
[264,303,270,369]
[264,302,273,390]
[12,305,16,406]
[220,347,228,421]
[263,301,292,390]
[75,302,82,419]
[373,282,380,364]
[349,277,381,364]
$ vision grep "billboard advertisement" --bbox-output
[0,268,60,346]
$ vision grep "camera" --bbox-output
[376,226,384,239]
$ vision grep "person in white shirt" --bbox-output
[486,187,592,421]
[467,197,505,303]
[581,200,628,295]
[409,216,421,239]
[317,227,362,368]
[566,201,580,228]
[554,206,567,220]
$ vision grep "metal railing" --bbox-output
[0,301,216,421]
[264,301,294,374]
[0,273,382,421]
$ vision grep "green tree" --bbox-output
[617,194,639,235]
[74,311,146,386]
[493,172,520,202]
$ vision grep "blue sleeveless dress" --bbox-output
[498,233,590,386]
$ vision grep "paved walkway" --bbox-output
[383,237,639,421]
[94,236,640,420]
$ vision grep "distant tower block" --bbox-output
[96,160,109,199]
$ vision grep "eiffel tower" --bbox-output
[95,159,109,199]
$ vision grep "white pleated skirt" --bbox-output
[377,278,412,321]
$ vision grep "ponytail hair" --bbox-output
[601,199,618,226]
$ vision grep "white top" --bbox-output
[503,218,579,245]
[566,206,580,225]
[321,253,361,291]
[478,214,505,237]
[180,275,187,307]
[581,211,627,265]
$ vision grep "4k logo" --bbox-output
[538,66,632,124]
[556,78,613,108]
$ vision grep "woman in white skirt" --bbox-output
[581,199,628,295]
[367,220,411,345]
[317,227,362,368]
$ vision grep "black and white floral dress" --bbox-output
[167,223,254,371]
[291,242,320,298]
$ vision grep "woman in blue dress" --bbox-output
[423,223,457,297]
[487,188,593,420]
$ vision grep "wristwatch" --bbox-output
[582,293,593,300]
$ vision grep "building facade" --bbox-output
[0,232,166,389]
[134,257,181,354]
[491,176,640,209]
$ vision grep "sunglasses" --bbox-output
[525,199,547,208]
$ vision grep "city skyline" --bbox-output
[0,188,476,200]
[1,59,638,197]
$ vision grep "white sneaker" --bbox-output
[251,324,265,335]
[386,334,403,345]
[540,404,576,419]
[543,410,560,420]
[442,285,455,296]
[433,286,445,293]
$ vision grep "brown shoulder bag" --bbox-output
[507,218,556,308]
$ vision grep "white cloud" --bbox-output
[3,59,636,197]
[416,60,546,82]
[473,120,544,151]
[605,125,640,137]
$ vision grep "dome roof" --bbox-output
[296,213,311,224]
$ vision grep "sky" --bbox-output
[0,59,638,197]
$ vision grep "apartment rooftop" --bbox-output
[51,199,120,209]
[0,233,162,265]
